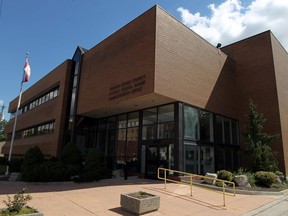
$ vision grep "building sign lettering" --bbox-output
[109,75,146,100]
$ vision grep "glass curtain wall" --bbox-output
[183,104,240,174]
[115,112,140,173]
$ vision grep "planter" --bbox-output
[120,191,160,215]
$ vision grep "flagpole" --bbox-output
[5,52,29,175]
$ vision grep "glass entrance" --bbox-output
[146,144,174,178]
[184,144,214,174]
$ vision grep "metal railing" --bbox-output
[157,167,236,206]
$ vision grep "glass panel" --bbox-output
[116,129,126,164]
[215,115,224,144]
[147,147,157,160]
[184,144,199,174]
[168,144,174,171]
[224,118,231,144]
[158,122,174,139]
[159,147,167,160]
[127,127,138,161]
[141,145,146,173]
[200,110,213,142]
[118,114,127,129]
[146,146,158,177]
[142,125,157,140]
[69,89,76,116]
[128,112,139,127]
[143,108,157,125]
[97,119,107,150]
[216,148,225,170]
[225,149,233,170]
[231,120,239,145]
[106,129,116,169]
[107,117,117,130]
[54,88,59,97]
[158,104,174,123]
[73,76,78,88]
[184,106,199,140]
[200,146,214,174]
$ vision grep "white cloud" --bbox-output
[177,0,288,51]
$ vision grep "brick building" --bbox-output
[3,5,288,178]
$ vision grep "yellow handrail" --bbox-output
[157,167,236,206]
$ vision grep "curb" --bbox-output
[191,181,288,196]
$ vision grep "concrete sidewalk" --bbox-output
[0,177,283,216]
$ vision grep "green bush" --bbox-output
[246,172,256,186]
[0,157,7,165]
[0,164,6,175]
[235,167,247,175]
[9,158,24,172]
[78,149,111,182]
[255,171,277,187]
[61,143,82,165]
[217,170,233,181]
[61,143,82,177]
[2,188,32,214]
[275,171,284,177]
[36,161,68,182]
[21,146,46,181]
[23,146,44,165]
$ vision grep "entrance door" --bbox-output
[184,144,214,175]
[146,145,172,179]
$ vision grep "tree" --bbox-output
[244,100,279,172]
[0,119,7,141]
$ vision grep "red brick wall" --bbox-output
[77,6,157,118]
[222,31,284,172]
[271,32,288,175]
[154,7,238,118]
[3,60,73,157]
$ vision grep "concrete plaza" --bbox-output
[0,177,286,216]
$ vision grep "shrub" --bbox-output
[23,146,44,165]
[217,170,233,181]
[61,143,82,165]
[0,157,7,165]
[79,149,111,182]
[246,172,256,187]
[61,143,82,177]
[9,158,24,172]
[36,161,68,182]
[275,171,284,177]
[254,171,277,187]
[2,188,32,214]
[235,167,247,175]
[21,146,44,181]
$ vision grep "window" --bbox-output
[184,105,199,140]
[9,86,60,120]
[143,108,157,125]
[215,115,224,144]
[231,120,239,145]
[142,104,175,140]
[224,118,231,144]
[158,104,174,123]
[199,110,213,142]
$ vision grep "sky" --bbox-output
[0,0,287,120]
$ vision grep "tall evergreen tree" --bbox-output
[244,100,279,172]
[0,119,7,141]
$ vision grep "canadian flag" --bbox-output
[23,58,31,82]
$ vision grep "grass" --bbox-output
[0,206,37,215]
